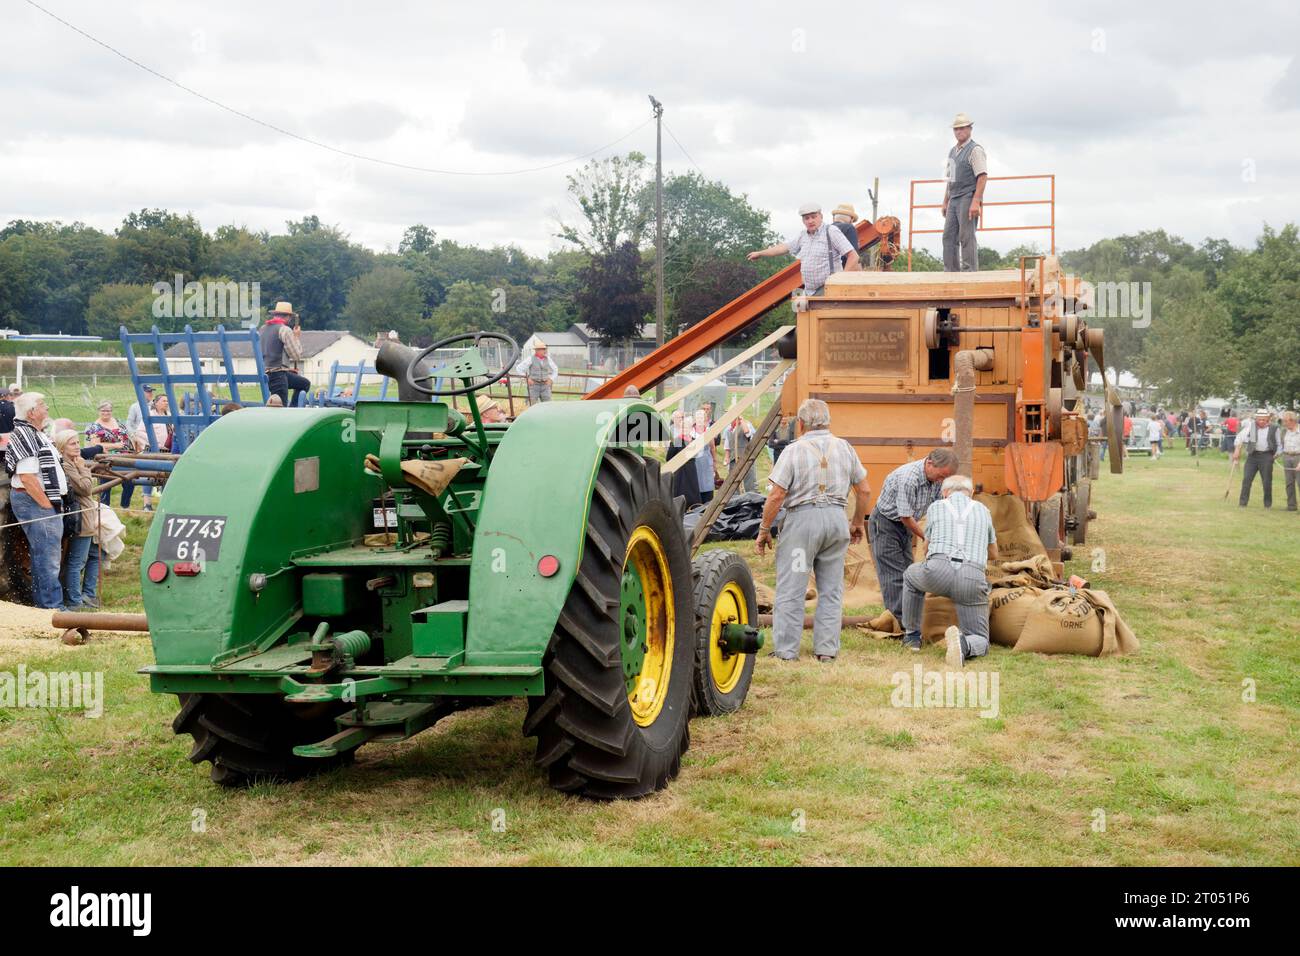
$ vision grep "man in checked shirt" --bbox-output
[747,202,861,295]
[868,448,958,637]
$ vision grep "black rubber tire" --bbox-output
[523,448,694,799]
[172,693,353,787]
[690,550,758,716]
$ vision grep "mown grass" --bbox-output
[0,444,1296,865]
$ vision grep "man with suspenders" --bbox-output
[756,399,873,662]
[900,474,999,667]
[942,113,988,272]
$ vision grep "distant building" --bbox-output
[165,330,379,387]
[569,323,660,370]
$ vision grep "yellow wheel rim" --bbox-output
[709,581,748,694]
[624,526,675,727]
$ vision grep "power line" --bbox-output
[24,0,651,177]
[663,121,705,179]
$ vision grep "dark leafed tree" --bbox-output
[556,152,650,256]
[574,241,653,344]
[671,257,763,330]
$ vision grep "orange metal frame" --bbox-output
[585,218,896,400]
[906,174,1055,270]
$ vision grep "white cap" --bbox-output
[798,202,820,216]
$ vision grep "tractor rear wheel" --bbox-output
[524,449,694,799]
[690,550,758,716]
[172,693,352,787]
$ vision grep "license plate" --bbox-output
[157,514,227,562]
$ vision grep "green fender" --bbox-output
[141,408,376,666]
[465,399,670,667]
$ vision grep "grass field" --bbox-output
[1,444,1297,866]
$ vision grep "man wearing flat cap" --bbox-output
[260,301,309,407]
[1233,408,1280,508]
[747,203,861,296]
[942,113,987,272]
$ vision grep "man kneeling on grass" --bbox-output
[900,474,998,667]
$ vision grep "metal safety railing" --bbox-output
[907,173,1055,270]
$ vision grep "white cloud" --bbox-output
[0,0,1297,259]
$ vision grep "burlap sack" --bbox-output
[754,581,775,613]
[856,608,902,639]
[977,493,1046,561]
[400,457,468,497]
[989,585,1040,647]
[1080,587,1140,657]
[986,555,1057,590]
[921,594,958,644]
[1015,590,1104,655]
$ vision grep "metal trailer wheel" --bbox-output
[690,550,759,716]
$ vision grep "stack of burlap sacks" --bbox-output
[859,493,1139,657]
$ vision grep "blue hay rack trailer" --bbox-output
[120,324,272,455]
[304,360,395,408]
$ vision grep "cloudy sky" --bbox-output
[1,0,1297,260]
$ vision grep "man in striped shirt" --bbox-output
[3,391,69,608]
[901,474,998,666]
[868,448,958,629]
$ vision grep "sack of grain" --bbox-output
[921,594,958,644]
[1015,589,1104,656]
[988,585,1040,647]
[977,493,1046,561]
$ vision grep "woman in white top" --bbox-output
[1148,415,1163,459]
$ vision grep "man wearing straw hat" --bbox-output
[942,113,988,272]
[475,393,508,424]
[512,338,558,405]
[830,203,861,267]
[259,301,308,407]
[1233,408,1280,508]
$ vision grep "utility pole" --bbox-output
[649,94,665,400]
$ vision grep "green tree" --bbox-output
[1135,286,1239,409]
[1237,311,1300,408]
[557,152,649,255]
[113,208,207,285]
[84,283,160,337]
[343,266,425,343]
[430,281,495,338]
[267,217,374,327]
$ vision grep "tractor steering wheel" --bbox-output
[404,331,519,397]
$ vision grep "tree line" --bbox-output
[0,151,1296,407]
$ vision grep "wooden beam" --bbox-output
[662,360,792,475]
[653,324,793,412]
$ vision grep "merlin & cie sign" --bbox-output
[818,318,910,375]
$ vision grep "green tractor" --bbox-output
[140,332,763,798]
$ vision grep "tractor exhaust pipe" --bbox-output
[375,341,435,403]
[952,348,994,478]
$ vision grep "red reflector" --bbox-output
[537,555,560,578]
[173,562,202,577]
[147,561,169,583]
